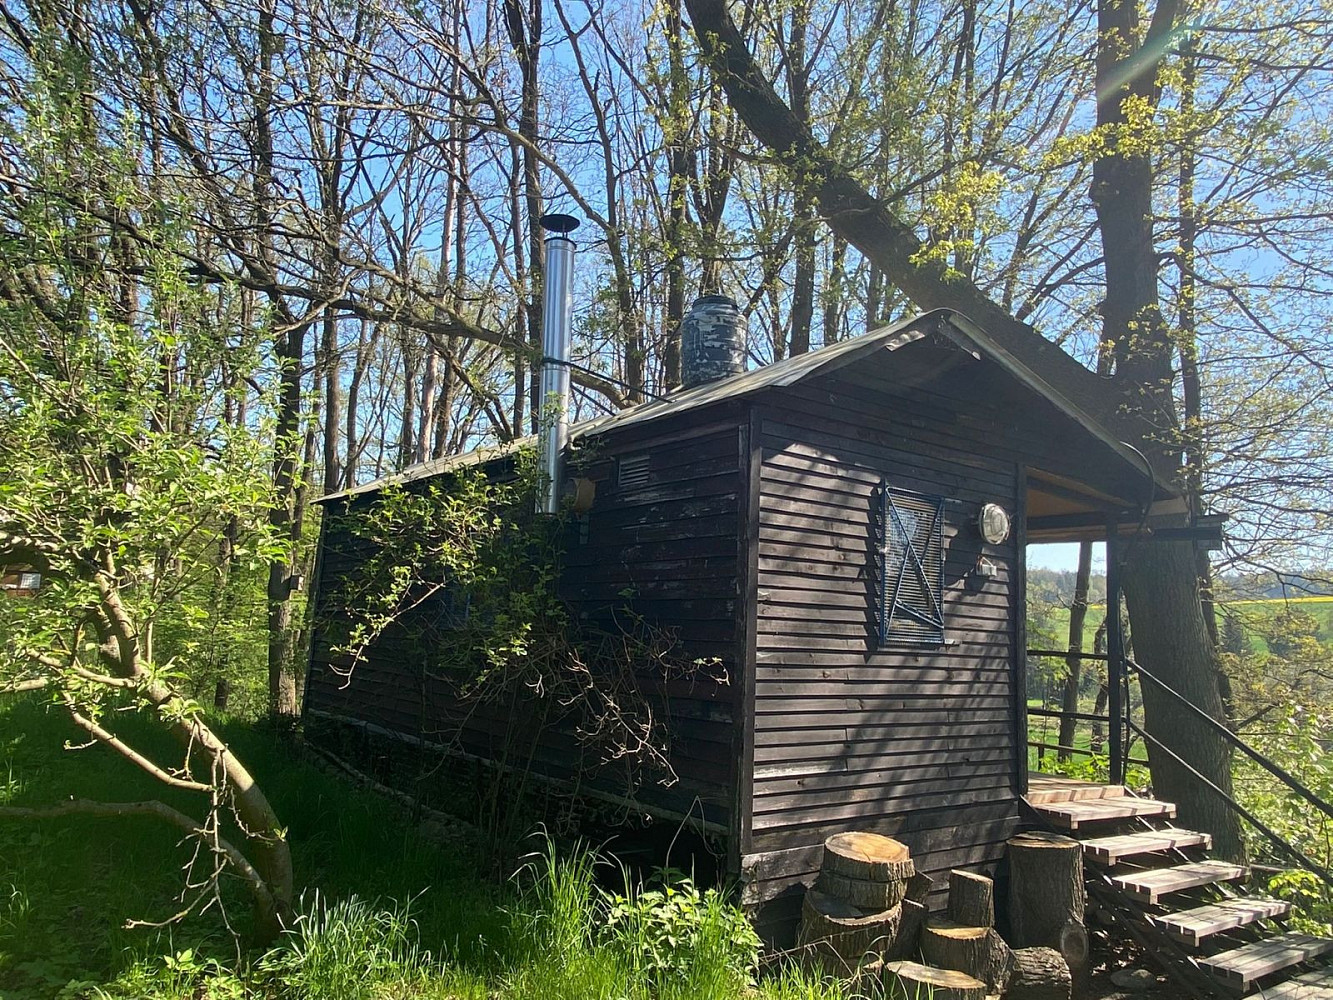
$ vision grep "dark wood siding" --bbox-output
[304,413,746,844]
[742,349,1028,943]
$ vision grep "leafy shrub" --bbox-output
[604,873,761,988]
[504,839,762,1000]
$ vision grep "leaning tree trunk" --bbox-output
[681,0,1242,860]
[1090,0,1241,860]
[1123,541,1240,858]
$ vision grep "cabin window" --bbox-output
[874,482,945,646]
[18,572,40,590]
[617,454,651,490]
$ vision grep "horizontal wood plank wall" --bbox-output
[304,413,745,842]
[743,362,1025,945]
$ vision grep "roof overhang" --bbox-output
[319,308,1175,509]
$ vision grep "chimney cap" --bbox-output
[540,213,580,236]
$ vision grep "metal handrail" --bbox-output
[1028,707,1114,725]
[1128,656,1333,823]
[1027,738,1150,767]
[1025,645,1333,888]
[1026,647,1111,662]
[1125,717,1333,889]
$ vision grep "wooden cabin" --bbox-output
[304,306,1175,943]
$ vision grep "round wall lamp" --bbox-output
[977,503,1012,545]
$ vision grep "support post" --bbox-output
[1106,523,1125,785]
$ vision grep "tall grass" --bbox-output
[257,892,434,998]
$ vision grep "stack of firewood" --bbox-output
[915,871,1014,995]
[900,865,1073,1000]
[798,833,1079,1000]
[796,832,932,970]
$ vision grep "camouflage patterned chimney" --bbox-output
[680,294,746,390]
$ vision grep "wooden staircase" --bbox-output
[1025,776,1333,997]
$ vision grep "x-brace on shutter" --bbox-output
[875,480,945,646]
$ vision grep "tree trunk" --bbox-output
[888,898,928,961]
[683,0,1241,857]
[1089,0,1239,857]
[1007,831,1087,981]
[1123,542,1241,857]
[1059,540,1094,758]
[662,0,689,387]
[256,0,301,720]
[798,889,905,967]
[504,0,543,433]
[822,235,848,342]
[786,0,814,357]
[822,831,915,882]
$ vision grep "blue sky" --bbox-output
[1028,542,1105,573]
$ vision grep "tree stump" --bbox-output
[1007,831,1088,981]
[796,888,904,967]
[1008,946,1072,1000]
[882,961,987,1000]
[947,870,994,927]
[920,918,1014,990]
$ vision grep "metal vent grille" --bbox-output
[617,454,651,490]
[874,481,945,646]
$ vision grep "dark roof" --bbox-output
[320,308,1168,503]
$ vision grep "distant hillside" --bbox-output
[1028,566,1333,605]
[1028,567,1106,606]
[1219,572,1333,600]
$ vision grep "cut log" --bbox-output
[920,918,1014,990]
[905,871,935,905]
[797,888,903,967]
[882,961,987,1000]
[818,868,910,910]
[1008,946,1072,1000]
[1007,831,1088,980]
[823,832,915,881]
[947,870,995,928]
[885,898,928,961]
[921,919,990,977]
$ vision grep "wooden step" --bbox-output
[1031,796,1177,830]
[1252,966,1333,999]
[1110,860,1247,904]
[1082,828,1212,865]
[1197,932,1333,992]
[1151,898,1291,946]
[1026,776,1128,805]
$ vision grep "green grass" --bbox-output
[0,696,498,997]
[0,697,853,1000]
[1030,595,1333,655]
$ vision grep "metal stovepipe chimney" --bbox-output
[536,212,578,514]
